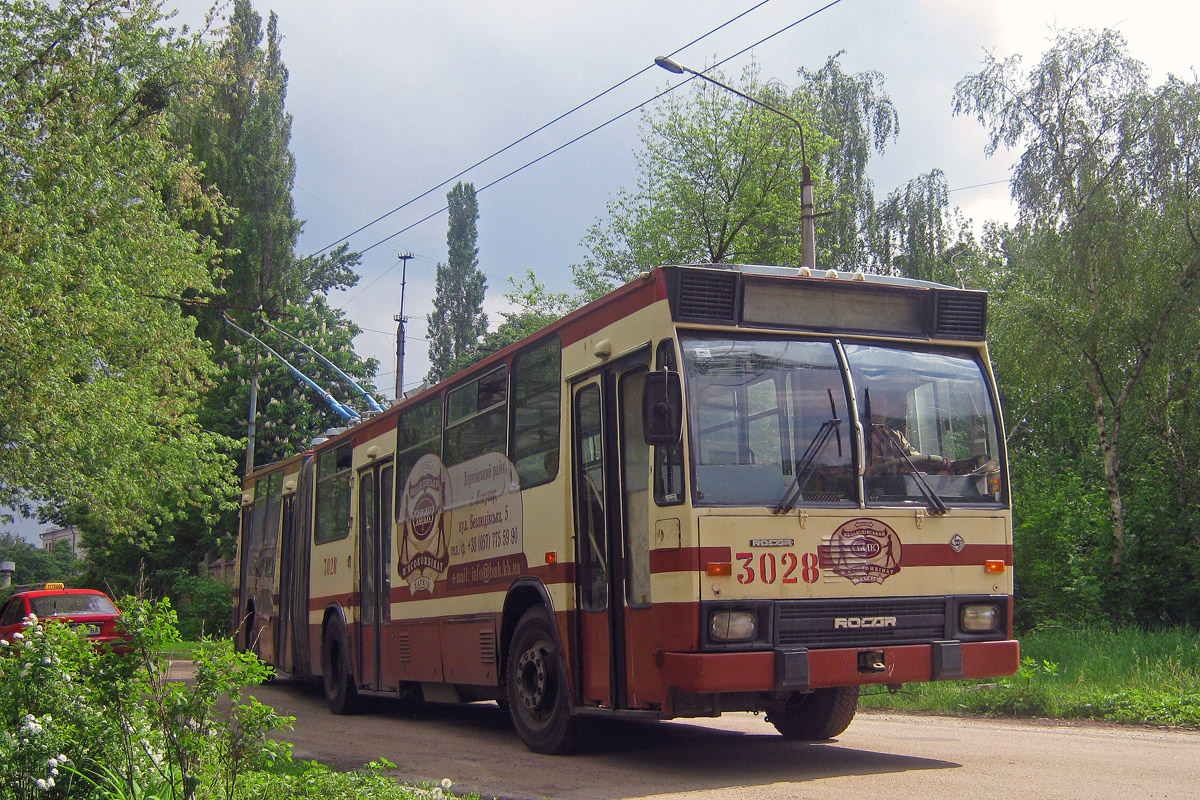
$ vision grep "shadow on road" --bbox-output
[259,681,959,800]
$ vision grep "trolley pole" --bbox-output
[655,56,817,268]
[394,251,414,401]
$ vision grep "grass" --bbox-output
[236,759,473,800]
[158,639,204,659]
[859,626,1200,727]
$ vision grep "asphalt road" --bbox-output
[234,676,1200,800]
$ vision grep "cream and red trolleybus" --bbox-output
[235,263,1018,753]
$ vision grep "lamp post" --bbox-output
[654,56,817,269]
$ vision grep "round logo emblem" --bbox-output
[821,518,902,585]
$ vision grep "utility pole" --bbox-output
[394,251,414,401]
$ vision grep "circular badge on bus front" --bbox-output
[820,518,902,585]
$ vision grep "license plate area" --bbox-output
[72,623,101,637]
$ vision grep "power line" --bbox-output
[948,178,1010,193]
[338,0,847,308]
[307,0,782,261]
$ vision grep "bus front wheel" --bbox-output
[322,620,360,715]
[766,686,859,740]
[506,606,579,754]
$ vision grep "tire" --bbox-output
[506,606,579,754]
[322,620,360,715]
[767,686,859,740]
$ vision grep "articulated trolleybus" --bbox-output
[235,263,1018,753]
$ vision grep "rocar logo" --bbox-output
[834,616,898,629]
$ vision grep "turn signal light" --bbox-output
[544,551,557,564]
[985,559,1006,573]
[706,562,732,577]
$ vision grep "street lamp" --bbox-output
[654,56,817,269]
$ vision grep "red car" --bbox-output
[0,584,126,649]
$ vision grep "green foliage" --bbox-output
[236,761,464,800]
[574,61,831,298]
[0,535,80,600]
[439,269,571,378]
[427,182,488,383]
[170,574,234,641]
[955,28,1200,596]
[178,0,375,469]
[0,596,290,800]
[0,0,240,539]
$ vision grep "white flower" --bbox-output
[48,757,58,768]
[46,777,55,788]
[35,779,47,791]
[0,639,8,646]
[431,789,443,800]
[441,778,453,790]
[13,632,23,641]
[50,768,58,777]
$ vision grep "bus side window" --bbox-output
[396,396,442,483]
[510,336,561,488]
[654,339,684,505]
[314,443,352,544]
[445,366,508,467]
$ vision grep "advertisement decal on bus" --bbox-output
[397,451,525,595]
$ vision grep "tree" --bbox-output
[0,0,239,539]
[177,0,375,469]
[0,534,80,600]
[427,182,487,382]
[871,169,977,283]
[800,53,899,272]
[954,28,1200,586]
[440,269,573,377]
[573,56,901,301]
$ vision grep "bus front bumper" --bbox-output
[661,639,1020,693]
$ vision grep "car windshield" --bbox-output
[681,336,1003,508]
[30,594,118,617]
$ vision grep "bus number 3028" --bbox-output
[735,552,819,585]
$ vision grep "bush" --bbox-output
[0,596,291,800]
[171,574,234,641]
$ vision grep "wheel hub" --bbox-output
[516,646,548,711]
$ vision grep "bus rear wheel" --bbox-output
[322,621,360,715]
[766,686,859,740]
[506,606,579,754]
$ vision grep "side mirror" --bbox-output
[642,371,682,446]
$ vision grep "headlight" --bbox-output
[710,610,757,642]
[960,603,1000,633]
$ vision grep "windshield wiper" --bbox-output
[873,424,949,516]
[775,389,843,514]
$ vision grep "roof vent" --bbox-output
[934,291,987,340]
[677,269,738,322]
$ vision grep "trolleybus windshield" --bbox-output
[681,336,1003,509]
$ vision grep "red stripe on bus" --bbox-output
[557,273,666,347]
[351,412,398,446]
[899,543,1012,567]
[649,546,734,574]
[308,592,353,612]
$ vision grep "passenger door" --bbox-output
[571,353,654,710]
[357,461,394,692]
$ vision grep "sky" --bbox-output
[6,0,1198,542]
